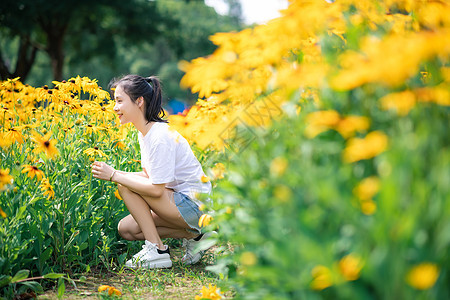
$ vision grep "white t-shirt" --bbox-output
[138,122,211,203]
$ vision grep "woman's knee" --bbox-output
[117,219,136,241]
[117,184,130,197]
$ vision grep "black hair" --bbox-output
[109,74,167,123]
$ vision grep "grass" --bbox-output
[38,245,231,299]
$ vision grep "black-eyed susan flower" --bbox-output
[4,127,25,144]
[0,168,13,190]
[40,178,55,199]
[21,165,45,180]
[32,132,59,158]
[84,124,105,135]
[83,147,108,158]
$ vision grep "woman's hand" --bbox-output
[91,161,116,181]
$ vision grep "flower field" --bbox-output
[1,0,450,299]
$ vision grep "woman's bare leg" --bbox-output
[118,213,197,240]
[118,185,197,248]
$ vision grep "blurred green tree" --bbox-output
[0,0,243,102]
[0,0,178,81]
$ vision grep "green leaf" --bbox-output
[10,270,29,283]
[18,281,44,293]
[43,273,64,279]
[0,275,12,288]
[39,247,53,264]
[57,278,65,298]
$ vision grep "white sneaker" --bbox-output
[125,241,172,269]
[181,231,217,265]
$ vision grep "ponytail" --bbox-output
[143,76,167,123]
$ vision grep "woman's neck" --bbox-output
[134,119,155,136]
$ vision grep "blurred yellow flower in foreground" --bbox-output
[310,265,333,290]
[199,214,213,227]
[305,110,340,138]
[211,163,226,179]
[339,254,363,281]
[270,156,288,177]
[343,131,388,163]
[353,176,380,201]
[380,91,416,116]
[406,263,439,290]
[240,251,257,266]
[273,184,292,203]
[335,116,370,139]
[0,168,13,190]
[360,200,377,215]
[195,283,222,300]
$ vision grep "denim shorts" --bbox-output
[174,192,202,235]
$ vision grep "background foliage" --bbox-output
[1,0,449,299]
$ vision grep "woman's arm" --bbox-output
[91,161,165,198]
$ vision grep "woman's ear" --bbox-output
[137,97,144,108]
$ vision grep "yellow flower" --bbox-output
[201,175,210,183]
[380,91,416,116]
[343,131,388,163]
[21,165,45,181]
[113,140,127,150]
[240,251,257,266]
[273,184,292,203]
[98,285,110,292]
[4,127,25,145]
[0,168,13,190]
[211,163,226,180]
[195,283,222,300]
[305,110,341,138]
[114,189,122,200]
[361,200,377,215]
[0,207,6,218]
[310,265,333,290]
[84,147,108,158]
[353,176,380,201]
[40,178,55,199]
[199,214,213,227]
[32,132,59,158]
[270,156,288,177]
[98,285,122,296]
[339,254,363,281]
[335,116,370,139]
[406,263,439,290]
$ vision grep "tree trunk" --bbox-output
[46,27,66,81]
[39,16,69,81]
[0,35,38,81]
